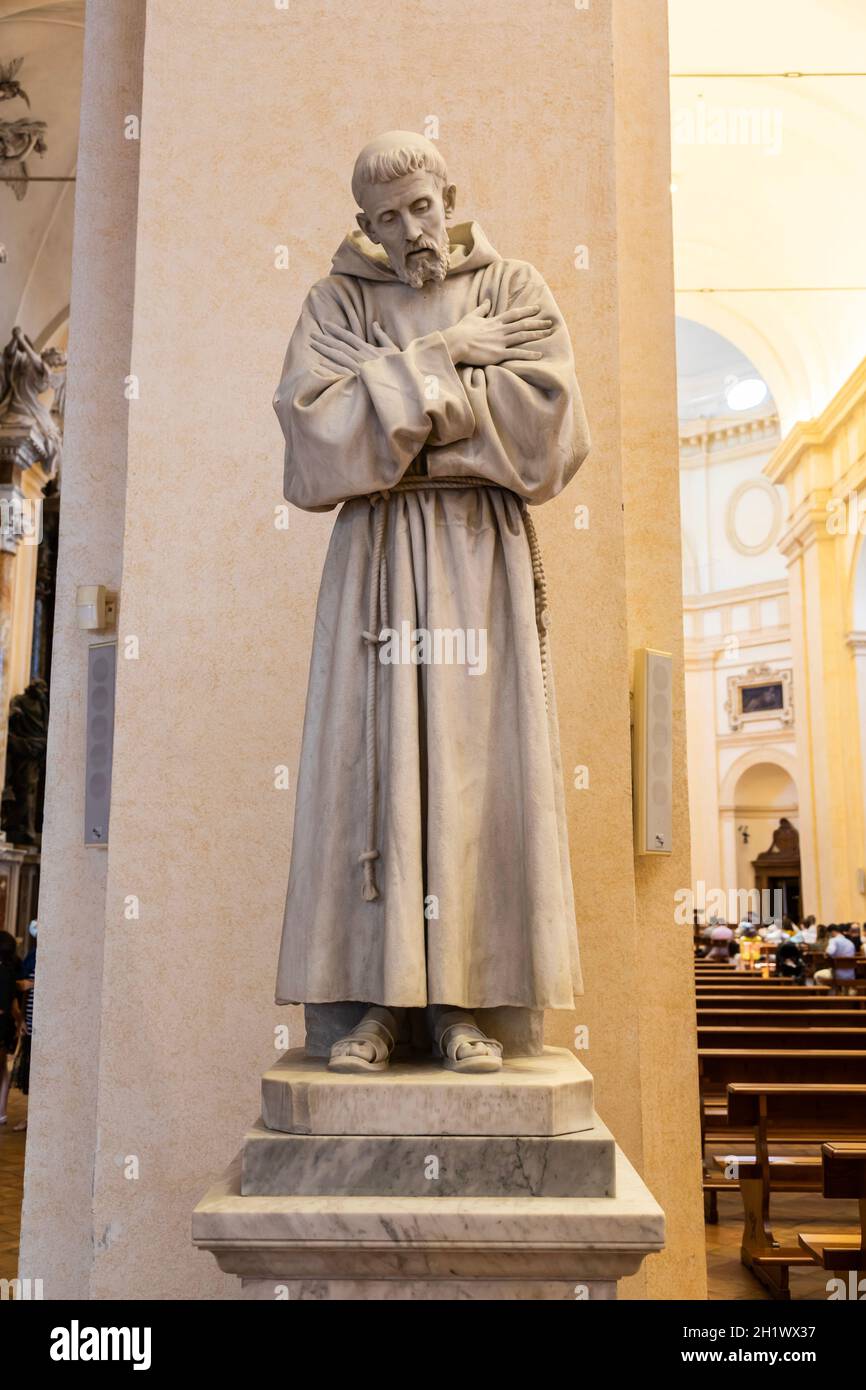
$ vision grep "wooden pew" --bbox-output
[698,1009,866,1028]
[694,962,738,971]
[696,994,812,1006]
[700,1050,866,1094]
[699,1026,866,1051]
[697,993,866,1010]
[817,958,866,994]
[696,975,798,985]
[696,973,797,982]
[798,1143,866,1275]
[723,1085,866,1298]
[699,1051,866,1227]
[696,985,808,997]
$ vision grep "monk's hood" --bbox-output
[330,220,500,281]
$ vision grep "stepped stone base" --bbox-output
[194,1147,662,1299]
[194,1046,664,1299]
[241,1116,616,1197]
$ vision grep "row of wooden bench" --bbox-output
[696,962,866,985]
[693,961,866,1298]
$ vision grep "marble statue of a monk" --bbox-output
[274,132,590,1075]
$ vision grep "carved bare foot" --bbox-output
[327,1005,401,1074]
[431,1007,503,1074]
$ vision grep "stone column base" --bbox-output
[193,1048,664,1300]
[239,1277,618,1300]
[193,1146,662,1300]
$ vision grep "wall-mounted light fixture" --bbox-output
[76,585,117,632]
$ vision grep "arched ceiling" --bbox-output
[676,316,774,420]
[0,0,84,346]
[669,0,866,434]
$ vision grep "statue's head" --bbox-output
[352,131,456,289]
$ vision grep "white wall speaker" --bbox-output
[633,646,673,856]
[84,640,116,847]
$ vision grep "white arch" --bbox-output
[719,747,799,813]
[676,292,804,434]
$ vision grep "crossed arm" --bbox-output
[310,299,556,378]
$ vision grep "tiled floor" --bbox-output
[0,1086,28,1283]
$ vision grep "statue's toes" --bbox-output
[333,1039,375,1062]
[455,1039,487,1059]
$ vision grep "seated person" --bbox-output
[775,934,805,982]
[763,920,786,944]
[814,925,856,989]
[704,923,734,961]
[734,924,760,970]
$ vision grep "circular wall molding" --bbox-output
[725,477,783,557]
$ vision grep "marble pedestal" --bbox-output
[193,1047,664,1300]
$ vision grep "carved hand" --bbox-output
[441,300,555,367]
[311,321,398,377]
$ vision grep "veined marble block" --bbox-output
[192,1146,664,1299]
[261,1046,593,1137]
[195,1049,664,1298]
[241,1116,616,1197]
[238,1278,618,1300]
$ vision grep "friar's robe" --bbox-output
[274,221,590,1010]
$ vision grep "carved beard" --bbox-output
[394,236,451,289]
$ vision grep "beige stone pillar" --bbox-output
[17,0,146,1297]
[614,0,706,1297]
[22,0,703,1299]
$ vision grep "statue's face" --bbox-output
[357,169,456,288]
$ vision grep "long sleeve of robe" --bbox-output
[274,222,590,1012]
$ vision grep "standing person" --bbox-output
[0,931,19,1124]
[12,922,36,1130]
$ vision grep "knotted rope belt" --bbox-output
[359,475,552,903]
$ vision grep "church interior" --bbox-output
[1,0,865,1325]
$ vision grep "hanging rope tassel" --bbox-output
[520,502,552,712]
[359,491,390,901]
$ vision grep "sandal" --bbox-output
[432,1009,503,1074]
[328,1007,398,1074]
